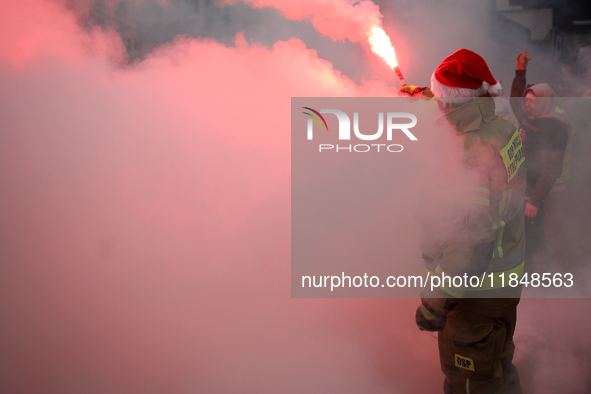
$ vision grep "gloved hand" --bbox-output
[517,51,530,70]
[399,85,435,98]
[415,301,447,332]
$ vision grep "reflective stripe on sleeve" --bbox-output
[424,248,525,296]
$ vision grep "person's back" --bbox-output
[415,49,526,394]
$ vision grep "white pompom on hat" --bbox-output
[431,48,503,98]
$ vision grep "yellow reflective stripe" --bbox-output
[474,260,525,289]
[476,197,490,206]
[492,222,498,257]
[420,304,438,321]
[440,285,463,298]
[505,190,512,216]
[491,218,507,258]
[433,266,465,298]
[496,220,505,258]
[499,189,512,217]
[429,260,525,292]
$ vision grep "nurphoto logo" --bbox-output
[302,107,418,153]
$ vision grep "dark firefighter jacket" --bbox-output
[418,96,527,301]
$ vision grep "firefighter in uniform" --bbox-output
[413,49,527,394]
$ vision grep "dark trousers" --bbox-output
[438,298,522,394]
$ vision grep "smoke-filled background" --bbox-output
[1,0,591,393]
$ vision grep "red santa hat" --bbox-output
[431,48,503,98]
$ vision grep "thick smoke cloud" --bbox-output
[60,0,374,82]
[221,0,383,43]
[1,0,590,393]
[0,1,435,393]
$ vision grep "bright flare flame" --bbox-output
[367,26,398,68]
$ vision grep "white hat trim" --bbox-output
[431,73,503,105]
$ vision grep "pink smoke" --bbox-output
[219,0,404,81]
[0,1,439,393]
[221,0,383,43]
[2,1,590,393]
